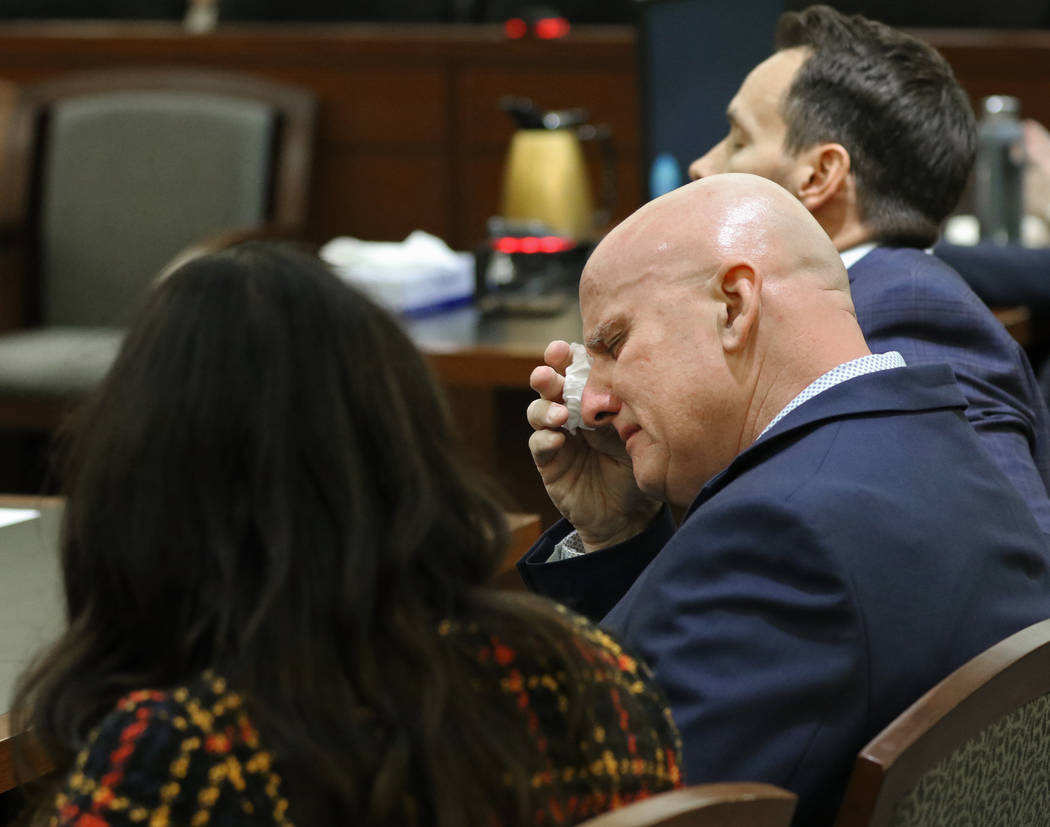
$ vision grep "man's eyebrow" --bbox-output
[585,319,619,352]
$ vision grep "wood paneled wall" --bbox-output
[921,28,1050,124]
[0,23,1047,251]
[0,22,638,251]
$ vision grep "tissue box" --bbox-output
[320,231,474,317]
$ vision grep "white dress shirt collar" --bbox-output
[758,351,907,439]
[839,242,877,270]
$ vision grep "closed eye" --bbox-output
[605,332,626,359]
[586,316,629,359]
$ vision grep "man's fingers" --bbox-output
[529,428,567,467]
[527,340,576,470]
[527,398,569,431]
[544,339,573,373]
[530,364,565,400]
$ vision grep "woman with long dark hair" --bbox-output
[12,242,681,825]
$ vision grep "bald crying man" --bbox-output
[518,174,1050,826]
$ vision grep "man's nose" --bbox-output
[580,377,620,429]
[688,141,724,181]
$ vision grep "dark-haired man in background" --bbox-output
[689,5,1050,535]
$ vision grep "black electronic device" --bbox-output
[475,218,592,315]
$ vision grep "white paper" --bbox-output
[0,508,40,528]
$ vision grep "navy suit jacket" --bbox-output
[849,246,1050,535]
[934,241,1050,312]
[520,364,1050,826]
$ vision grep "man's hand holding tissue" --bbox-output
[527,340,661,553]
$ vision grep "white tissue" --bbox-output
[562,342,594,435]
[320,230,473,315]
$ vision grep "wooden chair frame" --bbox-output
[0,66,317,431]
[576,782,797,827]
[834,617,1050,827]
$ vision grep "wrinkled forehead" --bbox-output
[578,247,623,324]
[579,227,704,331]
[580,238,640,321]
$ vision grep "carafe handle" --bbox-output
[578,122,616,233]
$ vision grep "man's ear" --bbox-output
[793,143,851,212]
[715,263,760,353]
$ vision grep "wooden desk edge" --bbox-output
[0,711,15,795]
[0,495,62,509]
[0,712,54,796]
[992,304,1032,347]
[497,512,541,590]
[507,512,541,553]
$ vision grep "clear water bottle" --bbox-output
[649,152,683,200]
[975,95,1025,245]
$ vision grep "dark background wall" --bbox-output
[0,0,638,24]
[781,0,1050,27]
[3,1,1048,26]
[0,0,184,17]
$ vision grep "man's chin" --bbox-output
[654,475,704,510]
[633,472,666,505]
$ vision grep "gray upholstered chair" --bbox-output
[575,783,797,827]
[834,618,1050,827]
[0,66,317,431]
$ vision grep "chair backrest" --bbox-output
[575,783,797,827]
[834,617,1050,827]
[0,67,317,327]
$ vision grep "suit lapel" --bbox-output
[685,363,965,516]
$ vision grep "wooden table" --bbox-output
[499,512,541,590]
[0,710,51,797]
[409,301,582,386]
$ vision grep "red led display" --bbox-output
[492,236,576,254]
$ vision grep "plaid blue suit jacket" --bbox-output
[520,364,1050,827]
[849,246,1050,535]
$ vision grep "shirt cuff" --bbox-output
[547,530,587,562]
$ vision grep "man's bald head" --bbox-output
[584,172,852,303]
[577,173,870,499]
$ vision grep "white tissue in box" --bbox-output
[320,231,474,316]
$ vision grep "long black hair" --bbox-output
[12,242,619,824]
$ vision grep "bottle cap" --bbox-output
[982,95,1021,117]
